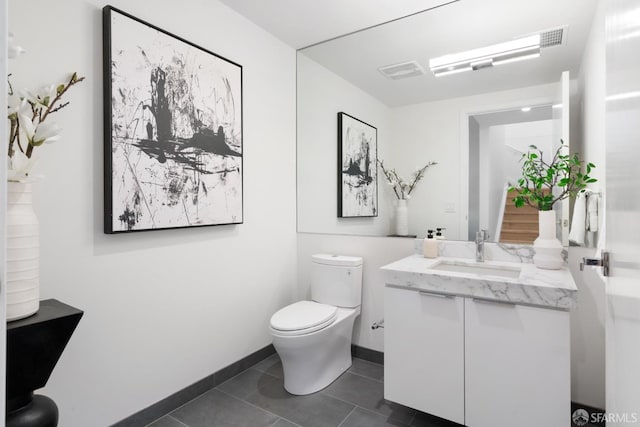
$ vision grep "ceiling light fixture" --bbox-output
[521,107,531,112]
[429,35,541,77]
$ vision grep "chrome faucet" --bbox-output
[475,230,488,262]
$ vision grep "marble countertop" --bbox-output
[381,254,577,310]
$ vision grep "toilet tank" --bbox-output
[310,254,363,308]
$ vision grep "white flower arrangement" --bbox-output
[378,159,437,200]
[7,34,84,182]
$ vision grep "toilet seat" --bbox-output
[270,301,338,336]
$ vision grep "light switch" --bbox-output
[445,202,456,213]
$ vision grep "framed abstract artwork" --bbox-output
[103,6,243,233]
[337,112,378,218]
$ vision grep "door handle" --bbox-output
[579,250,610,276]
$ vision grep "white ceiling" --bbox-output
[301,0,598,106]
[219,0,458,49]
[221,0,598,107]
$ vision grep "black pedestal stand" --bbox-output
[6,394,58,427]
[6,299,83,427]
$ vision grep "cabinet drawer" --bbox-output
[384,287,464,424]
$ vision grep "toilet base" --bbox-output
[271,307,359,395]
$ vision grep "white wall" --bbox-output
[297,233,414,352]
[485,126,506,238]
[578,2,606,191]
[8,1,297,425]
[479,120,554,239]
[571,0,606,410]
[478,125,495,235]
[503,120,554,163]
[297,53,393,236]
[390,83,557,240]
[467,118,480,237]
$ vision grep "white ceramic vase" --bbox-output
[533,210,563,270]
[6,182,40,321]
[395,199,409,236]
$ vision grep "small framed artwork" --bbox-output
[337,112,378,218]
[103,6,243,233]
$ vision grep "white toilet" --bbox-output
[269,254,363,395]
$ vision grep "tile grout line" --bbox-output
[344,369,384,384]
[251,356,281,375]
[151,364,287,427]
[217,366,282,386]
[215,387,304,427]
[147,363,268,425]
[220,365,392,427]
[407,410,417,426]
[167,415,189,427]
[158,357,391,427]
[268,417,298,427]
[335,407,357,427]
[154,386,217,425]
[319,388,413,426]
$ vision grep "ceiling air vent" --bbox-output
[378,60,425,80]
[539,26,567,49]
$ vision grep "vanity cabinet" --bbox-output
[464,298,569,427]
[384,287,570,427]
[384,286,465,424]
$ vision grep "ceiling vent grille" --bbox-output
[539,26,567,48]
[378,60,425,80]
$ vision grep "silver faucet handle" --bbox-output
[476,229,489,242]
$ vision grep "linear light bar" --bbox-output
[606,91,640,102]
[429,35,541,77]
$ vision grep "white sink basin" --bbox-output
[429,260,521,279]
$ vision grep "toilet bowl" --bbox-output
[269,254,363,395]
[270,303,360,395]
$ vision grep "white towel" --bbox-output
[569,192,587,246]
[587,193,599,232]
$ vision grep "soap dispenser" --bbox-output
[423,230,438,258]
[435,228,446,240]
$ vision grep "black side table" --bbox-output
[6,299,83,427]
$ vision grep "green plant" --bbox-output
[509,141,596,211]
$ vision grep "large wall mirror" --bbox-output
[297,0,597,242]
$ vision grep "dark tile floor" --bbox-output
[146,355,458,427]
[146,354,599,427]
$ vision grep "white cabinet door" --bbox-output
[465,298,570,427]
[384,286,464,424]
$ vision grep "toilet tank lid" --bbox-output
[312,254,363,267]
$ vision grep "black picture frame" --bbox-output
[337,112,378,218]
[103,6,243,233]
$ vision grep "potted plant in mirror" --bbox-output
[509,141,596,269]
[378,160,437,236]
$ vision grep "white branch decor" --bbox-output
[378,160,437,200]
